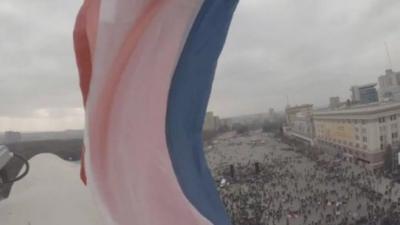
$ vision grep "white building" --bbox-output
[378,69,400,101]
[285,104,315,145]
[314,102,400,168]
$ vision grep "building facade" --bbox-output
[203,112,220,131]
[350,83,378,104]
[329,97,341,109]
[378,69,400,101]
[314,102,400,168]
[285,104,315,145]
[286,104,313,125]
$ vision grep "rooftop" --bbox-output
[351,83,377,89]
[313,101,400,116]
[286,104,313,111]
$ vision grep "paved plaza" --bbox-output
[207,131,400,225]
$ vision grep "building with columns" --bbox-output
[314,102,400,168]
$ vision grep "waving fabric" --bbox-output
[73,0,238,225]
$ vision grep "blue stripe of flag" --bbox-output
[166,0,239,224]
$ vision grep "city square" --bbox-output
[207,131,400,225]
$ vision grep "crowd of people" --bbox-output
[206,131,400,225]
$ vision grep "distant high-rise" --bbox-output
[203,112,220,131]
[269,108,275,116]
[350,83,378,104]
[329,97,341,109]
[378,69,400,101]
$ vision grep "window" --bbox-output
[381,144,384,150]
[355,135,360,140]
[361,128,367,134]
[356,143,360,148]
[381,135,387,143]
[379,117,386,123]
[390,115,397,121]
[361,120,367,125]
[392,132,398,139]
[363,145,367,150]
[391,124,398,129]
[362,136,367,143]
[355,127,359,132]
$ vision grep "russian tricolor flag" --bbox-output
[74,0,238,224]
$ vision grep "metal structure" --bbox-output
[0,145,29,185]
[0,145,12,170]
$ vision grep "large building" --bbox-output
[350,83,378,104]
[314,102,400,168]
[269,108,275,118]
[268,108,279,122]
[285,104,315,145]
[286,104,313,125]
[329,97,341,109]
[203,112,220,131]
[378,69,400,101]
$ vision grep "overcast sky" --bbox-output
[1,0,399,132]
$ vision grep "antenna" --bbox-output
[385,41,393,69]
[286,95,290,107]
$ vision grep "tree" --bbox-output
[236,125,249,135]
[232,124,249,135]
[262,121,282,133]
